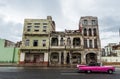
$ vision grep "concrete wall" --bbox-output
[101,57,120,62]
[0,39,19,63]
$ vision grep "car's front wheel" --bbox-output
[108,70,113,74]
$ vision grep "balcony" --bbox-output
[20,45,49,51]
[23,32,49,36]
[65,45,83,51]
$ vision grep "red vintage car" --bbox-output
[77,63,115,74]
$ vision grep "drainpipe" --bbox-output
[12,47,15,63]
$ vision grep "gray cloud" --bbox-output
[0,16,22,42]
[99,16,120,32]
[0,0,119,47]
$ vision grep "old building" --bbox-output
[20,16,55,66]
[80,16,101,64]
[49,30,83,66]
[101,43,120,62]
[103,43,117,56]
[20,16,101,66]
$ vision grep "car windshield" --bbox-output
[88,62,101,66]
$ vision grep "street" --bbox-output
[0,67,120,79]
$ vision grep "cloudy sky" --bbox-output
[0,0,119,47]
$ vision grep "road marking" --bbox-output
[61,72,85,75]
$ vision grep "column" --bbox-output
[59,52,61,64]
[19,52,25,64]
[71,37,73,48]
[81,53,86,64]
[64,51,67,64]
[58,35,61,46]
[44,53,48,65]
[93,39,94,48]
[69,52,72,64]
[87,39,89,48]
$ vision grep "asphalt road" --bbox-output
[0,67,120,79]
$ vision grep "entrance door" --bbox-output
[34,55,40,63]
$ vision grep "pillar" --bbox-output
[81,52,86,64]
[87,39,89,48]
[93,39,94,48]
[58,35,61,46]
[44,53,48,65]
[19,52,25,64]
[64,51,67,64]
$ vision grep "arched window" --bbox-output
[51,38,58,46]
[94,39,98,48]
[67,37,71,46]
[60,37,64,46]
[73,38,81,46]
[84,28,87,36]
[25,39,29,46]
[83,20,88,25]
[84,39,87,48]
[89,40,92,48]
[93,28,97,36]
[89,28,92,36]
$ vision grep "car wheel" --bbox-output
[108,70,113,74]
[87,70,91,73]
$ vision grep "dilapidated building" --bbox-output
[49,30,83,66]
[19,16,101,66]
[80,16,101,64]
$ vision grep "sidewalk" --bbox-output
[0,63,18,67]
[0,63,120,68]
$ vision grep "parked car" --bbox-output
[77,62,115,74]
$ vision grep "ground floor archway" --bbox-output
[72,53,81,64]
[50,52,59,64]
[86,53,97,64]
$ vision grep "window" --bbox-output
[43,23,47,25]
[25,40,29,46]
[73,38,80,46]
[93,28,97,36]
[67,37,71,46]
[92,20,96,25]
[42,40,46,47]
[27,29,31,32]
[84,28,87,36]
[51,38,58,46]
[84,39,87,48]
[43,26,47,32]
[27,26,32,28]
[34,23,40,25]
[34,29,39,32]
[60,38,64,46]
[27,23,32,25]
[89,29,92,36]
[94,39,98,48]
[34,26,39,32]
[83,20,88,25]
[27,26,32,32]
[34,26,40,28]
[33,40,38,46]
[89,40,92,48]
